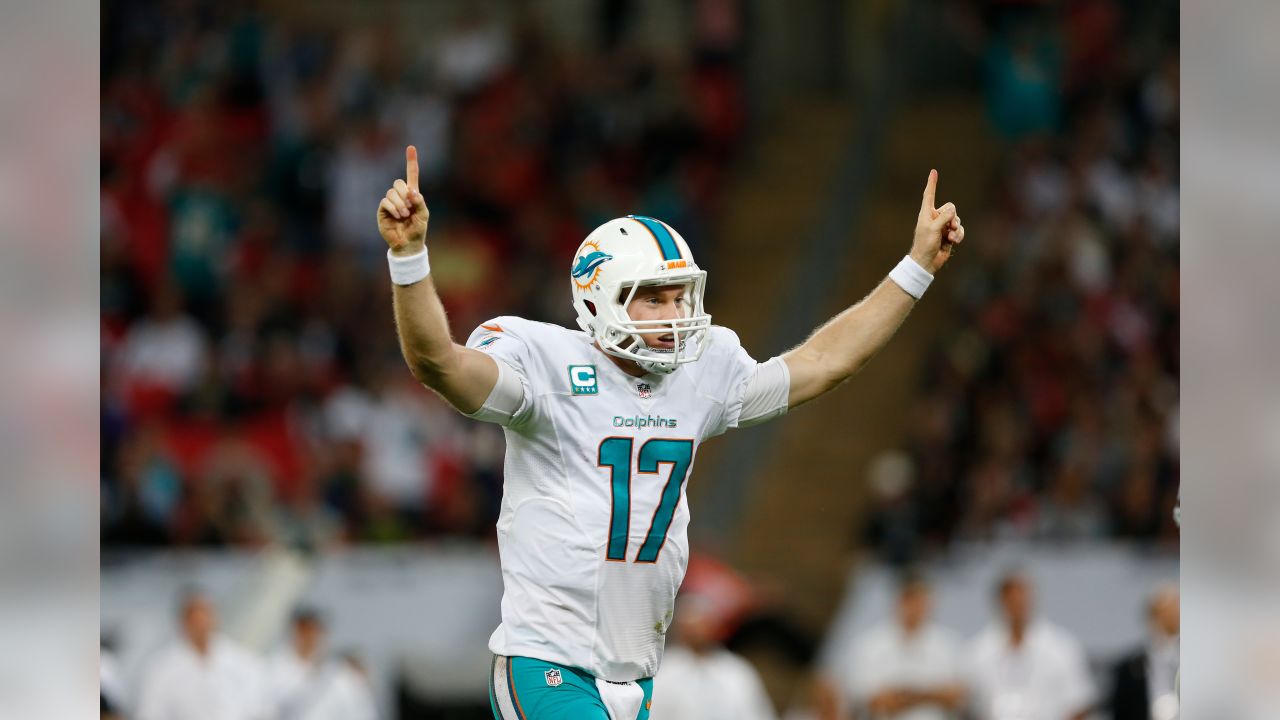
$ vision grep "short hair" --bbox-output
[896,568,930,596]
[995,568,1030,598]
[176,586,210,617]
[291,605,325,628]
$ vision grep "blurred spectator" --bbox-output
[1109,585,1179,720]
[965,571,1094,720]
[651,594,777,720]
[174,439,277,546]
[137,589,270,720]
[985,13,1061,140]
[1034,454,1109,541]
[356,368,451,526]
[825,572,965,720]
[435,8,512,95]
[267,607,329,717]
[101,422,181,546]
[326,113,401,249]
[265,607,379,720]
[269,473,344,552]
[861,451,924,566]
[117,280,207,408]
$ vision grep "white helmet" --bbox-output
[570,215,712,374]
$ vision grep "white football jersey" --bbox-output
[464,316,784,681]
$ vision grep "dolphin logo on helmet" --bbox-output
[571,250,614,280]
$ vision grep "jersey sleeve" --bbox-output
[714,327,790,435]
[463,316,536,427]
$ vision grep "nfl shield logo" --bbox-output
[636,383,652,399]
[544,668,563,687]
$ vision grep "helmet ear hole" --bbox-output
[584,301,597,317]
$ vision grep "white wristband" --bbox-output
[888,255,933,299]
[387,247,430,285]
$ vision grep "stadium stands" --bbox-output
[102,0,745,548]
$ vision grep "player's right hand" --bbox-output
[378,145,430,254]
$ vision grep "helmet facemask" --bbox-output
[586,273,711,374]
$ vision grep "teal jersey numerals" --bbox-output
[599,437,633,561]
[597,437,694,563]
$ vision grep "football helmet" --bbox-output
[570,215,711,374]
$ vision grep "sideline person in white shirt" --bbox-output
[266,607,379,720]
[136,590,269,720]
[965,571,1095,720]
[267,607,331,719]
[651,594,778,720]
[834,572,966,720]
[301,652,379,720]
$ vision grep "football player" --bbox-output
[377,145,963,720]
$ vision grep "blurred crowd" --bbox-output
[863,0,1180,562]
[100,0,1178,559]
[102,593,376,720]
[818,571,1180,720]
[101,0,745,548]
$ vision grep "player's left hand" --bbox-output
[909,169,964,274]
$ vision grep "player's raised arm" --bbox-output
[781,170,964,408]
[379,145,499,414]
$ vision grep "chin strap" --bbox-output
[634,353,677,375]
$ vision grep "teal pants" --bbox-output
[489,655,654,720]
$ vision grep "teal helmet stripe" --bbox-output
[627,215,683,261]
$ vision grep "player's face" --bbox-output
[624,284,690,351]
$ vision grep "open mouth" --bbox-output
[650,333,676,350]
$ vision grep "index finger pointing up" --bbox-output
[406,145,419,190]
[921,169,938,213]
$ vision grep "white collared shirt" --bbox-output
[965,621,1095,720]
[136,636,268,720]
[841,622,963,720]
[267,648,328,719]
[298,663,378,720]
[266,649,378,720]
